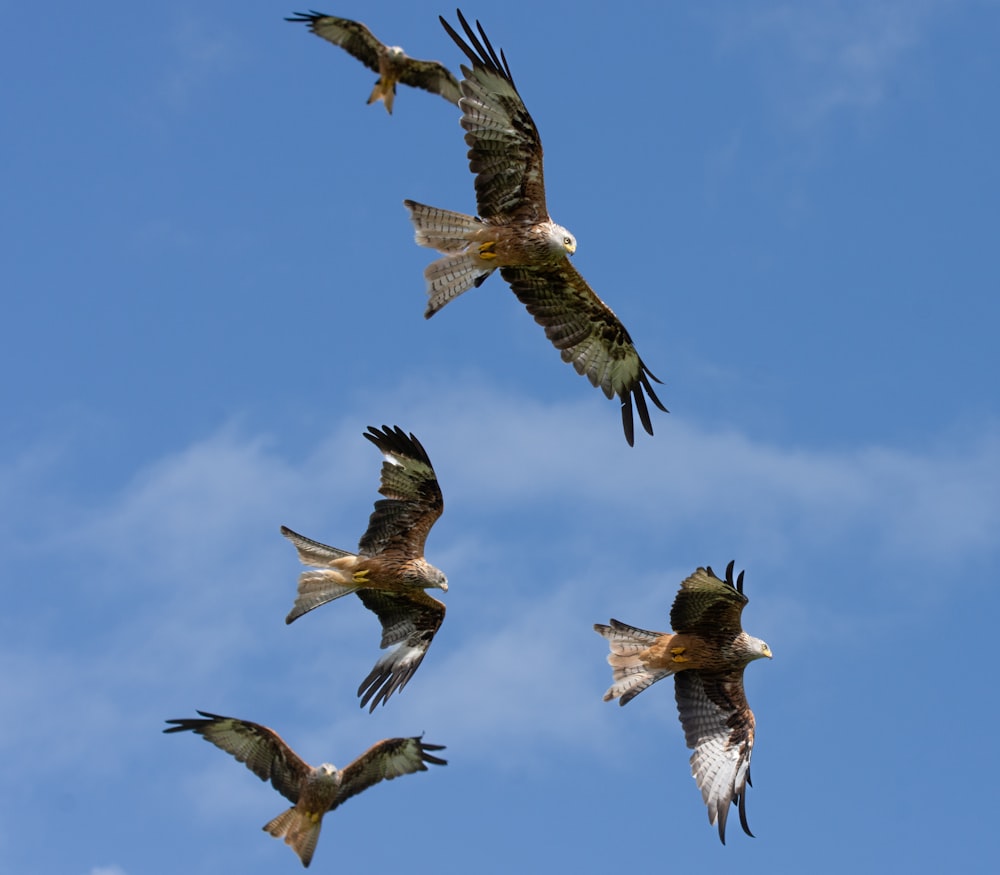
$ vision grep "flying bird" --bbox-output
[281,424,447,711]
[594,561,772,842]
[165,711,446,867]
[404,11,667,445]
[285,11,461,113]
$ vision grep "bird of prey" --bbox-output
[594,561,772,842]
[403,11,667,446]
[165,711,446,867]
[281,425,447,711]
[285,11,461,113]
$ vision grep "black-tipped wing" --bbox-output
[441,11,548,222]
[334,736,447,810]
[501,262,667,445]
[674,670,756,843]
[357,425,443,559]
[355,588,446,712]
[670,562,748,638]
[164,711,309,804]
[287,12,383,70]
[288,11,461,103]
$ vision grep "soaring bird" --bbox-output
[404,11,667,445]
[281,425,447,711]
[165,711,446,867]
[594,561,772,842]
[285,11,460,113]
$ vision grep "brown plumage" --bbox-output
[281,425,447,711]
[594,561,772,842]
[165,711,446,867]
[285,11,460,113]
[404,11,667,446]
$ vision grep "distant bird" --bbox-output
[594,561,772,842]
[404,11,667,445]
[281,425,447,711]
[285,11,461,113]
[165,711,446,867]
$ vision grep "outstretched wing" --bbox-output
[164,711,309,804]
[501,262,668,445]
[670,561,748,638]
[396,58,461,104]
[286,12,383,72]
[357,425,443,560]
[355,588,446,711]
[674,669,756,843]
[288,11,461,104]
[440,11,548,222]
[334,736,447,810]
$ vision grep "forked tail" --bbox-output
[263,807,323,868]
[594,619,675,706]
[403,199,494,315]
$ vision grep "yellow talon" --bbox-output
[353,569,370,584]
[478,241,497,260]
[670,646,689,663]
[309,812,320,824]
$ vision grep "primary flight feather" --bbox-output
[165,711,446,867]
[595,561,772,842]
[281,425,447,711]
[404,10,667,445]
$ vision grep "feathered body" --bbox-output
[405,11,666,445]
[595,561,772,842]
[286,12,460,112]
[282,425,447,710]
[165,711,446,867]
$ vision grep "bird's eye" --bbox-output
[564,237,572,246]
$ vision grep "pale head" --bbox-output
[748,636,773,661]
[545,222,576,256]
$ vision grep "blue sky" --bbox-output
[3,1,999,872]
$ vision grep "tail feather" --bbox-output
[423,253,494,316]
[286,569,360,624]
[404,200,484,252]
[367,78,395,113]
[594,619,674,706]
[263,808,323,868]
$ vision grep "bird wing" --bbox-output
[286,12,383,72]
[164,711,309,804]
[673,669,756,843]
[357,425,444,560]
[333,736,448,810]
[355,588,446,711]
[440,11,548,222]
[501,261,667,445]
[670,561,748,638]
[397,58,462,104]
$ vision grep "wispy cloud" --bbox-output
[715,0,947,125]
[2,379,996,783]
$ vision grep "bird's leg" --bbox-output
[477,241,498,260]
[353,569,371,585]
[670,645,690,663]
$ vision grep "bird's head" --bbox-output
[317,763,337,776]
[429,566,449,593]
[753,638,773,660]
[547,223,577,256]
[385,46,406,61]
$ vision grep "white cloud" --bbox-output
[715,0,947,124]
[2,380,997,789]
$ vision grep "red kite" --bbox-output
[595,561,772,841]
[165,711,445,867]
[282,425,446,711]
[404,11,667,445]
[286,11,460,113]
